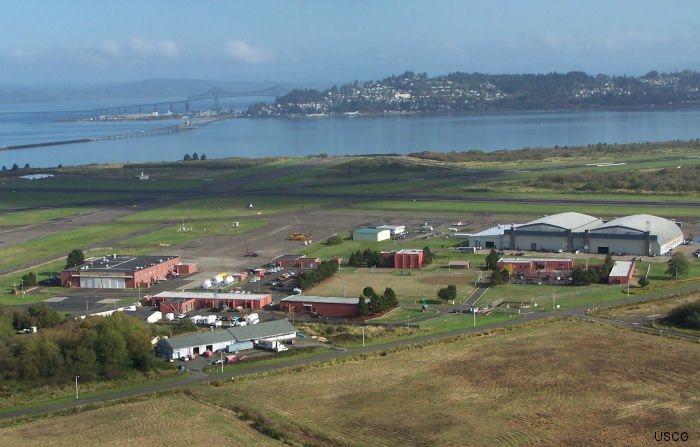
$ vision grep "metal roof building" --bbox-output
[588,214,683,256]
[280,295,360,317]
[157,319,297,359]
[509,212,603,253]
[353,228,391,242]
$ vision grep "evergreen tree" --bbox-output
[485,249,500,270]
[200,153,207,160]
[666,252,690,278]
[183,154,191,161]
[66,249,85,268]
[603,254,615,276]
[21,271,37,287]
[192,152,199,160]
[383,287,398,307]
[357,296,368,316]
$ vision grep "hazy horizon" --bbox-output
[2,1,699,87]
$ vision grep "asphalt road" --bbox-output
[2,282,698,422]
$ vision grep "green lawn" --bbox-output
[0,191,144,208]
[370,306,438,322]
[118,219,267,248]
[118,197,326,222]
[0,207,92,228]
[0,223,152,272]
[351,200,700,219]
[417,310,519,330]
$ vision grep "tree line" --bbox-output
[0,307,156,383]
[358,286,398,316]
[409,139,700,164]
[296,260,339,290]
[535,165,700,193]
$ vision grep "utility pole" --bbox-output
[75,376,80,400]
[362,326,365,347]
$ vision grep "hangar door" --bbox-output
[80,276,126,289]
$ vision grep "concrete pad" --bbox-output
[43,296,69,302]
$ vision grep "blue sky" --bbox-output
[2,0,699,86]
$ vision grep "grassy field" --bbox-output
[306,267,477,303]
[0,223,152,272]
[351,199,700,219]
[117,219,267,248]
[184,319,699,446]
[370,306,438,322]
[0,393,285,446]
[118,196,325,222]
[0,190,146,208]
[0,207,92,228]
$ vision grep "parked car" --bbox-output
[201,351,213,357]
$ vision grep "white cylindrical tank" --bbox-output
[202,279,213,289]
[214,274,224,284]
[224,275,235,285]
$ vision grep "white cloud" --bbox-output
[98,40,122,59]
[129,37,180,59]
[222,40,273,64]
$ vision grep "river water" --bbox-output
[1,98,699,168]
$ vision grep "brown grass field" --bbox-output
[1,320,697,446]
[309,268,477,303]
[189,319,699,447]
[0,394,285,446]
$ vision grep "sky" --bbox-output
[2,0,699,87]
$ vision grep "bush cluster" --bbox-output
[296,260,338,290]
[0,309,155,383]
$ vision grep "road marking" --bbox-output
[97,298,121,304]
[43,296,68,302]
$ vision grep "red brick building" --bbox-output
[148,291,272,313]
[273,254,322,269]
[394,249,424,269]
[61,255,180,289]
[496,257,575,274]
[280,296,359,317]
[175,263,197,274]
[608,261,636,285]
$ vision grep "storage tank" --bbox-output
[213,274,224,284]
[224,275,235,285]
[202,279,213,289]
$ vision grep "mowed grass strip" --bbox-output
[190,320,700,447]
[118,219,267,248]
[118,196,325,222]
[0,191,142,208]
[351,199,700,219]
[306,267,477,304]
[0,223,152,272]
[0,207,92,228]
[0,394,285,447]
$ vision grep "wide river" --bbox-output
[1,98,699,168]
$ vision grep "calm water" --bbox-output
[1,98,699,168]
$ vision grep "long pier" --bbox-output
[0,117,220,152]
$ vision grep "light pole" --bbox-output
[651,305,655,328]
[473,309,476,328]
[362,326,365,347]
[75,375,79,400]
[20,279,24,298]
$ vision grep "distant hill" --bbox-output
[0,79,290,104]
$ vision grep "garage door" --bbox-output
[80,277,126,289]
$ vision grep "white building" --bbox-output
[353,228,391,242]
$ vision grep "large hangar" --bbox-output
[475,212,686,256]
[588,214,683,256]
[509,212,602,252]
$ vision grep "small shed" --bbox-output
[449,260,471,269]
[353,229,391,242]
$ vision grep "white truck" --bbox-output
[256,339,288,352]
[245,313,260,325]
